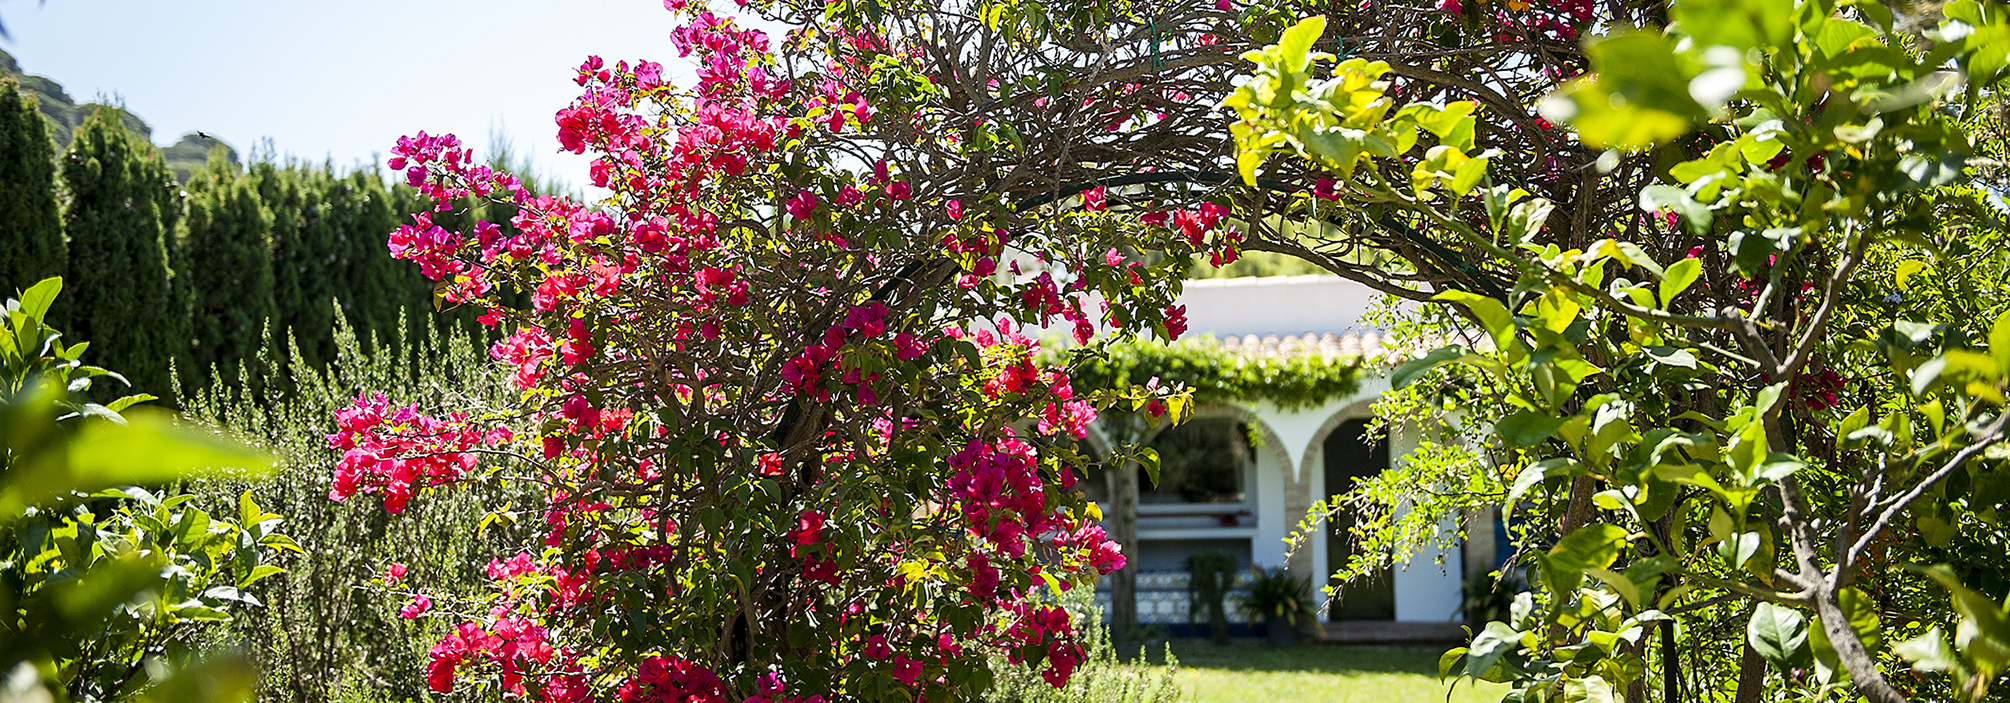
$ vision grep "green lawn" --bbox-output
[1162,640,1505,703]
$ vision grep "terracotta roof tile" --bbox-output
[1177,329,1489,366]
[1210,330,1391,361]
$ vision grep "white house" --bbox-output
[1091,275,1491,642]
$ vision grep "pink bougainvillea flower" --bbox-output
[793,510,826,547]
[385,563,408,584]
[891,655,923,684]
[1163,305,1188,340]
[1313,177,1339,200]
[786,190,819,220]
[401,594,433,619]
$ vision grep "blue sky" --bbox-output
[0,0,700,189]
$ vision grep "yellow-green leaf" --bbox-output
[1660,258,1702,308]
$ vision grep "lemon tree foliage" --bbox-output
[1229,3,2010,702]
[2,278,293,702]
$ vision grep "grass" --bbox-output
[1158,640,1505,703]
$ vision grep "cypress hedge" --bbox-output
[0,78,64,301]
[181,151,275,388]
[24,102,544,396]
[62,108,185,399]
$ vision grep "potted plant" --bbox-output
[1185,548,1240,644]
[1240,566,1317,647]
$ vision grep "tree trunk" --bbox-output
[1735,640,1767,703]
[1109,459,1140,637]
[1560,475,1599,534]
[1660,618,1679,703]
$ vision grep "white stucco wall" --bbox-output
[1179,275,1388,337]
[1265,385,1465,624]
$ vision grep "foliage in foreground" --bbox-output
[1229,3,2010,702]
[1,278,285,703]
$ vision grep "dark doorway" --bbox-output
[1323,418,1395,620]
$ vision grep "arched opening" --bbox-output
[1323,417,1394,620]
[1142,416,1252,507]
[1078,415,1259,570]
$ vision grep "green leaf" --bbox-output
[49,555,166,629]
[1672,0,1795,51]
[1496,411,1567,447]
[238,564,285,588]
[1991,309,2010,375]
[1899,152,1967,189]
[1438,647,1467,680]
[1895,626,1962,672]
[1464,621,1522,680]
[1753,382,1788,415]
[1507,458,1581,505]
[1541,32,1708,150]
[1946,0,1986,26]
[1718,530,1763,568]
[1756,453,1809,483]
[1893,320,1946,347]
[1835,588,1884,650]
[1277,16,1327,73]
[105,393,157,413]
[1643,346,1698,369]
[1749,602,1809,666]
[1435,290,1514,347]
[239,490,264,529]
[1563,675,1617,703]
[1587,567,1642,609]
[1137,447,1161,489]
[1504,198,1556,244]
[16,277,61,321]
[1,408,275,517]
[1411,101,1479,147]
[1728,226,1800,275]
[1815,18,1879,58]
[1660,258,1702,308]
[1808,586,1887,680]
[1451,154,1490,196]
[1920,564,2010,672]
[1391,345,1470,390]
[137,653,256,703]
[1236,137,1270,187]
[1548,523,1630,572]
[1913,357,1949,397]
[173,508,213,550]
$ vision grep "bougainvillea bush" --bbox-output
[321,2,1251,701]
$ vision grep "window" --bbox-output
[1141,417,1252,505]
